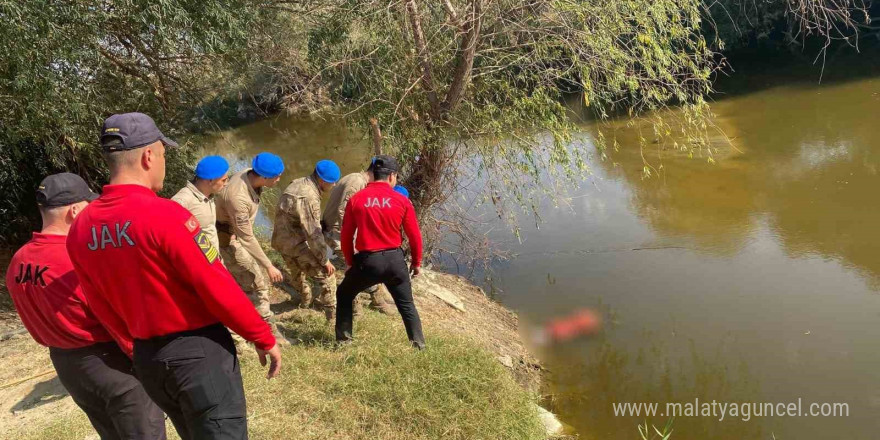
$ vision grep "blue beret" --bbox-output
[194,155,230,180]
[315,159,341,183]
[393,185,409,198]
[252,152,284,178]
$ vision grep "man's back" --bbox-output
[272,175,322,255]
[6,233,115,349]
[67,184,274,349]
[342,182,423,267]
[323,172,368,229]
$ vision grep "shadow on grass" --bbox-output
[276,313,336,347]
[10,376,68,413]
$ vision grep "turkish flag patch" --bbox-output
[185,215,200,233]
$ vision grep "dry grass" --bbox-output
[10,310,545,440]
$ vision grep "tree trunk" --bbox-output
[404,0,441,121]
[442,0,482,115]
[369,118,383,155]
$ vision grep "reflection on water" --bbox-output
[502,76,880,439]
[203,76,880,439]
[597,77,880,285]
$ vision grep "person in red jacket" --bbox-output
[5,173,166,440]
[66,113,282,440]
[337,155,425,349]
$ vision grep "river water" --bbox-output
[206,69,880,439]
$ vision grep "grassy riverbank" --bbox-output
[1,270,550,440]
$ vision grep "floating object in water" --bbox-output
[532,308,602,345]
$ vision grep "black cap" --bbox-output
[36,173,99,207]
[371,155,399,173]
[100,112,179,152]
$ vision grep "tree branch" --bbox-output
[404,0,441,120]
[443,0,462,28]
[369,118,383,155]
[97,47,170,110]
[441,0,482,115]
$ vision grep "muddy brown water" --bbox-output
[204,73,880,439]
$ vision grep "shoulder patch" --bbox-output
[185,215,200,233]
[194,230,219,263]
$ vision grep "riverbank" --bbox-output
[0,267,567,440]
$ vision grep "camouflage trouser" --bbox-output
[283,254,336,320]
[220,239,272,321]
[324,242,391,314]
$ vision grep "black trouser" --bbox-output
[336,248,426,349]
[49,342,166,440]
[133,324,248,440]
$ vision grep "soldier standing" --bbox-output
[6,173,166,440]
[171,155,229,252]
[215,153,285,338]
[67,113,281,440]
[272,160,340,320]
[336,155,426,349]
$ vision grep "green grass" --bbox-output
[17,311,545,440]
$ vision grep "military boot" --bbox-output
[369,285,396,315]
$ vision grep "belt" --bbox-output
[358,248,401,256]
[49,341,119,356]
[133,323,225,348]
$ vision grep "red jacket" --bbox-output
[5,233,120,351]
[341,182,423,267]
[67,184,275,351]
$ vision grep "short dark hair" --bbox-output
[373,168,393,181]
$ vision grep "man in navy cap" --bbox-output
[6,172,166,440]
[171,155,230,252]
[215,152,287,340]
[337,155,426,349]
[67,113,281,440]
[271,160,340,320]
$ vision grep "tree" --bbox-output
[0,0,273,244]
[280,0,716,261]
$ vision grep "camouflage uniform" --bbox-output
[215,170,273,322]
[272,175,336,320]
[322,171,369,251]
